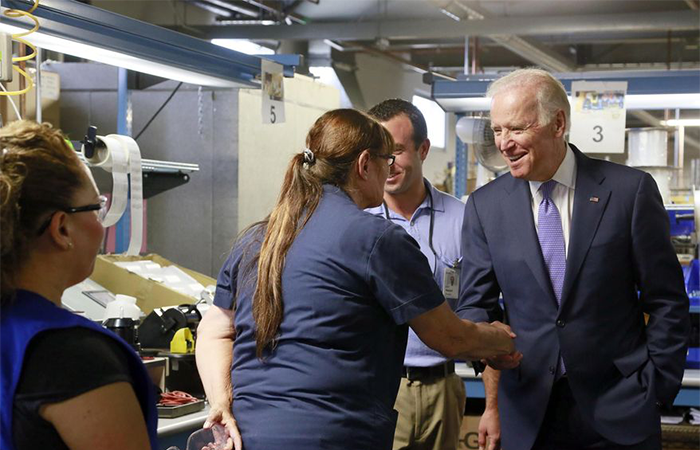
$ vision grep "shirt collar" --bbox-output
[423,179,445,213]
[365,178,444,219]
[529,143,577,197]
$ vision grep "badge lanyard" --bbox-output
[383,183,438,276]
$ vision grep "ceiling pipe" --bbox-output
[430,0,576,72]
[330,40,456,81]
[203,11,698,40]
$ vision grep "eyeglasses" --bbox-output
[36,195,109,235]
[377,154,396,167]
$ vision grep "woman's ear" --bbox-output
[355,149,372,181]
[47,212,73,251]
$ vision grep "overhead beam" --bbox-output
[490,34,575,71]
[204,11,698,40]
[0,0,297,88]
[430,1,576,72]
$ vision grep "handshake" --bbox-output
[472,320,523,370]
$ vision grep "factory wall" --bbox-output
[237,74,340,231]
[351,53,458,192]
[53,63,239,277]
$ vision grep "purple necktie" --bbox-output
[538,180,566,305]
[538,180,567,376]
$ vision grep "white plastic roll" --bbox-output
[86,135,129,228]
[110,134,143,256]
[627,128,668,167]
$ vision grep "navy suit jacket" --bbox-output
[457,145,690,450]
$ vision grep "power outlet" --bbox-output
[0,32,12,82]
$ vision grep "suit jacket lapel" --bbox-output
[504,176,557,306]
[561,146,611,307]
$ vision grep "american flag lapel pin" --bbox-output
[589,196,599,203]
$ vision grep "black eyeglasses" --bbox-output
[377,154,396,167]
[36,195,108,235]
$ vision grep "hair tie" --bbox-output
[303,148,316,168]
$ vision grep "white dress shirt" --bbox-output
[528,144,577,257]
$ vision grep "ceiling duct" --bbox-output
[431,0,576,72]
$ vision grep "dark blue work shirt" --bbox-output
[214,184,444,450]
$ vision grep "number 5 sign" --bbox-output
[261,59,286,125]
[569,81,627,154]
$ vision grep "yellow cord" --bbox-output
[0,0,40,97]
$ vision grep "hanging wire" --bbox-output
[0,0,40,97]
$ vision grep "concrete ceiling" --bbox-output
[85,0,699,148]
[90,0,699,76]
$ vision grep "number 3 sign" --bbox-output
[569,81,627,154]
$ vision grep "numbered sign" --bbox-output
[569,81,627,154]
[261,59,285,125]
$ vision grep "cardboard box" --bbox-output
[459,415,481,450]
[89,254,216,314]
[0,68,60,127]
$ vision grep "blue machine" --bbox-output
[666,205,700,369]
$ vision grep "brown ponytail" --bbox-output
[0,121,85,302]
[252,109,394,358]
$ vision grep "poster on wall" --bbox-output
[261,59,285,125]
[569,81,627,154]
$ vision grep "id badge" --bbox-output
[442,266,459,300]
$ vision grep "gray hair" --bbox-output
[486,68,571,133]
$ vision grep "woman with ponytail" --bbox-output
[196,109,516,450]
[0,121,158,450]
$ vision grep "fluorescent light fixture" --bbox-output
[660,119,700,127]
[0,23,249,88]
[216,20,278,26]
[413,95,446,148]
[211,39,275,56]
[440,9,461,21]
[625,94,700,110]
[437,94,700,112]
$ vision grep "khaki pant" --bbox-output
[392,373,466,450]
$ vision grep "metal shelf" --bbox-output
[74,147,198,200]
[74,149,199,174]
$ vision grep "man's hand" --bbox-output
[483,352,523,370]
[482,321,522,369]
[489,321,515,338]
[203,405,242,450]
[478,406,501,450]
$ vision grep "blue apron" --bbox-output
[1,290,159,450]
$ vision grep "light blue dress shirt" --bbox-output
[366,179,465,367]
